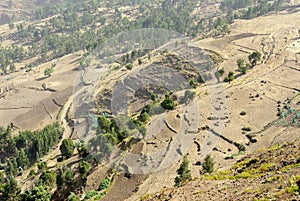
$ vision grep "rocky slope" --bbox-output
[144,139,300,201]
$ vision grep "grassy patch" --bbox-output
[232,158,253,169]
[265,175,282,183]
[260,163,275,172]
[139,194,150,201]
[280,163,300,172]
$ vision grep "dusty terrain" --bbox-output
[0,53,81,130]
[0,0,64,24]
[124,10,300,201]
[0,1,299,201]
[145,139,300,201]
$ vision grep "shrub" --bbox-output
[161,93,175,110]
[68,192,80,201]
[98,178,110,191]
[197,74,205,83]
[84,190,98,200]
[218,68,225,76]
[126,63,133,70]
[242,127,252,132]
[223,76,230,82]
[38,162,47,170]
[28,169,35,177]
[138,111,150,124]
[240,111,246,116]
[44,67,54,77]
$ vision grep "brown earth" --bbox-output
[145,139,300,201]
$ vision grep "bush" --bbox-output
[28,169,35,177]
[138,111,150,124]
[38,162,47,170]
[242,127,252,132]
[84,190,98,200]
[197,74,205,83]
[240,111,246,116]
[161,93,175,110]
[44,67,54,77]
[218,68,225,76]
[98,178,110,191]
[126,63,133,70]
[68,192,80,201]
[223,77,230,82]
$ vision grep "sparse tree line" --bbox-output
[0,0,289,75]
[175,154,214,187]
[221,0,285,20]
[1,0,237,75]
[221,51,261,83]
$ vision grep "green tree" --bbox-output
[5,160,18,177]
[218,68,225,76]
[161,93,175,110]
[174,155,192,187]
[77,141,89,158]
[0,171,5,184]
[78,161,90,178]
[248,51,261,66]
[44,67,53,77]
[2,178,21,201]
[98,178,110,191]
[137,111,150,124]
[9,63,16,73]
[98,116,111,133]
[37,162,47,171]
[60,139,74,159]
[16,149,30,170]
[150,93,156,101]
[200,154,214,174]
[9,22,14,30]
[224,71,235,83]
[22,185,51,201]
[39,170,56,187]
[57,165,74,187]
[237,58,245,68]
[138,58,142,65]
[126,63,133,70]
[68,192,80,201]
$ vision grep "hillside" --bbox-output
[145,139,300,201]
[0,0,299,201]
[0,0,63,24]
